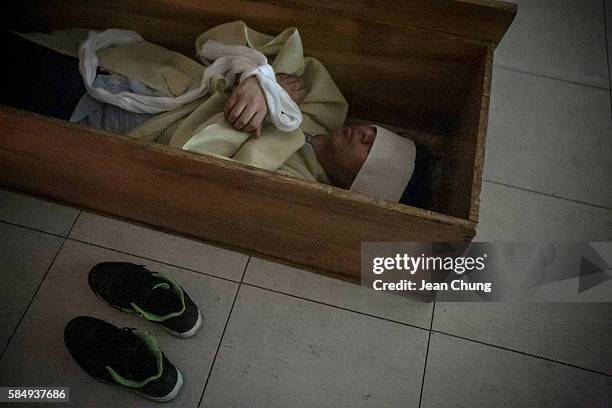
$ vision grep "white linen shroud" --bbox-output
[77,29,302,131]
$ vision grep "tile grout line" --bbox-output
[65,237,242,285]
[239,254,250,282]
[417,300,436,408]
[0,212,80,359]
[430,329,612,378]
[0,239,68,360]
[604,0,612,121]
[0,219,68,239]
[493,64,611,91]
[197,256,250,408]
[483,179,612,210]
[241,282,432,332]
[69,211,81,236]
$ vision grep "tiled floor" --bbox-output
[1,1,611,407]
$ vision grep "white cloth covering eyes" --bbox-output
[77,29,302,131]
[350,126,416,202]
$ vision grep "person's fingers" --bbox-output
[227,100,247,125]
[281,83,296,95]
[224,93,238,119]
[283,76,299,84]
[277,74,301,89]
[243,108,261,133]
[243,108,265,133]
[244,112,265,136]
[251,110,267,133]
[234,104,258,130]
[284,79,299,89]
[247,125,262,139]
[223,98,240,122]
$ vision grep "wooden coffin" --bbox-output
[0,0,517,294]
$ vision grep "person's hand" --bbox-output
[276,73,306,104]
[224,73,306,138]
[224,76,268,138]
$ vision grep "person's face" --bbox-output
[324,125,377,188]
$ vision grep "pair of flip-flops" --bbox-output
[64,262,202,402]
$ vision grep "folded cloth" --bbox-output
[78,29,212,114]
[70,73,157,134]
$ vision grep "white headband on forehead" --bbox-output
[350,126,416,202]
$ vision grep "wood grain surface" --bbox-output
[0,107,475,293]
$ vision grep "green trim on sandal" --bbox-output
[105,330,163,389]
[130,273,186,322]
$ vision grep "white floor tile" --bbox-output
[484,68,612,208]
[432,301,612,375]
[0,240,238,407]
[495,0,609,88]
[420,332,612,407]
[0,188,79,236]
[475,182,612,241]
[201,285,428,408]
[70,212,248,281]
[244,257,433,329]
[0,223,63,354]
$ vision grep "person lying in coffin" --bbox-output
[194,74,417,203]
[4,23,418,203]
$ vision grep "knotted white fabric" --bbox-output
[78,29,302,130]
[78,29,211,114]
[350,126,417,202]
[198,40,302,132]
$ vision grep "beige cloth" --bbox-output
[277,143,331,184]
[19,22,348,183]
